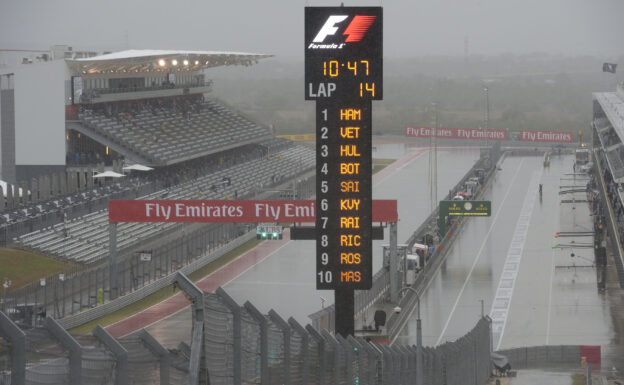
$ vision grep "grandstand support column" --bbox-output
[389,222,398,303]
[31,178,38,203]
[109,223,118,300]
[52,173,58,197]
[6,184,13,209]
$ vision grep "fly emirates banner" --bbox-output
[109,200,398,223]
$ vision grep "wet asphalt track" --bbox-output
[139,148,621,371]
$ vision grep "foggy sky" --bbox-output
[1,0,623,59]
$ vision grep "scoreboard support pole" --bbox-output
[305,6,382,337]
[335,289,355,337]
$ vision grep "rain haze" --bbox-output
[1,0,623,58]
[1,0,624,382]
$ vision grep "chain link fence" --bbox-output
[198,287,492,385]
[1,279,492,385]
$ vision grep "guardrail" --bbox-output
[385,156,498,338]
[57,230,256,330]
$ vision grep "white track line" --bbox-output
[396,150,428,172]
[491,169,543,351]
[434,158,526,346]
[545,233,556,345]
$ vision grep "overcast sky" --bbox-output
[1,0,623,59]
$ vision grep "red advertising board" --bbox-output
[518,130,574,143]
[404,126,507,141]
[580,345,601,363]
[109,199,398,223]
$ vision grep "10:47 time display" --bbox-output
[323,60,370,77]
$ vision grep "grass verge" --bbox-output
[373,158,396,174]
[69,238,263,335]
[571,373,586,385]
[0,248,74,291]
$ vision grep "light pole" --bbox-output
[483,86,491,169]
[399,286,423,385]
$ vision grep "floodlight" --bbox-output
[172,59,178,66]
[183,59,189,66]
[158,59,166,66]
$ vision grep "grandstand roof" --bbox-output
[594,87,624,143]
[68,49,272,74]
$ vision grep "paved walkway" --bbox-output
[104,148,428,338]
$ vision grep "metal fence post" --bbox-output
[336,334,354,384]
[109,222,118,299]
[189,321,204,385]
[397,345,410,385]
[269,309,291,385]
[216,287,241,385]
[359,338,381,385]
[174,272,205,385]
[139,329,171,385]
[0,310,26,384]
[44,316,82,385]
[321,330,341,384]
[244,301,268,384]
[389,222,398,303]
[289,317,309,385]
[306,324,325,385]
[93,324,128,385]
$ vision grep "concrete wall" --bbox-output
[14,60,66,168]
[496,345,581,369]
[0,88,15,182]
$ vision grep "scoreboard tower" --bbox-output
[305,6,383,337]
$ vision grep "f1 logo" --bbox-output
[313,15,376,43]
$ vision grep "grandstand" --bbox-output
[592,81,624,287]
[0,49,272,181]
[593,85,624,182]
[0,48,315,270]
[16,144,314,264]
[75,97,272,166]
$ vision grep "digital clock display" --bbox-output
[305,7,383,100]
[306,6,382,290]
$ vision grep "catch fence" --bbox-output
[0,273,493,385]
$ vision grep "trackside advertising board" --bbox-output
[109,199,397,223]
[405,126,507,141]
[404,126,575,143]
[518,130,574,143]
